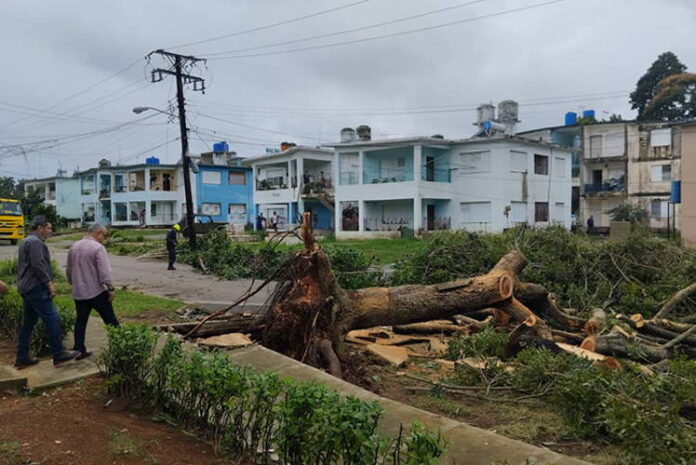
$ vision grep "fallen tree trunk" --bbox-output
[155,312,266,336]
[582,331,696,362]
[261,213,548,376]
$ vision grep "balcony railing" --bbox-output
[421,165,451,183]
[256,178,288,190]
[424,216,451,231]
[302,177,334,195]
[363,168,412,184]
[364,216,413,232]
[584,176,625,194]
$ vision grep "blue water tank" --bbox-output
[213,141,229,153]
[671,180,681,203]
[583,110,595,119]
[565,112,577,126]
[145,156,160,165]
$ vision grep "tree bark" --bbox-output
[583,308,607,336]
[654,281,696,320]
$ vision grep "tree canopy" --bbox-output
[630,52,694,121]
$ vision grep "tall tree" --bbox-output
[0,176,19,198]
[642,72,696,121]
[630,52,687,120]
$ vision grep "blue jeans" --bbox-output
[17,285,65,360]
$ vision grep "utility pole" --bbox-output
[148,49,206,248]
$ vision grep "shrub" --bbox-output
[324,245,383,289]
[99,325,446,464]
[446,327,509,360]
[0,287,75,356]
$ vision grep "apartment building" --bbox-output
[248,145,334,231]
[329,128,572,239]
[24,174,81,220]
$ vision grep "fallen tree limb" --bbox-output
[392,321,471,335]
[654,281,696,320]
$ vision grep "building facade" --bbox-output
[679,122,696,247]
[195,150,254,226]
[330,135,572,239]
[24,175,81,220]
[249,146,334,231]
[78,159,193,227]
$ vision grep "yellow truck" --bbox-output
[0,198,24,244]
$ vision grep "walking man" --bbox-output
[66,224,120,360]
[15,216,78,369]
[166,223,181,270]
[586,215,595,233]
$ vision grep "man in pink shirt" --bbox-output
[66,224,120,359]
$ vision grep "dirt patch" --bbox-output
[0,378,243,465]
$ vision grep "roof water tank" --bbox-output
[583,110,595,119]
[356,125,371,141]
[565,112,577,126]
[340,127,356,143]
[476,104,495,126]
[671,180,681,203]
[145,156,160,165]
[213,141,229,153]
[498,100,519,123]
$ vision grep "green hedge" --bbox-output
[99,324,445,464]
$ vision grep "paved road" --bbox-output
[0,241,274,307]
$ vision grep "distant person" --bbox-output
[303,170,311,185]
[586,215,595,232]
[256,212,266,231]
[15,216,78,369]
[166,224,181,271]
[319,171,327,189]
[139,209,146,227]
[66,224,120,360]
[270,212,279,232]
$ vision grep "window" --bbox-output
[534,202,549,222]
[228,171,246,185]
[650,164,671,182]
[460,202,491,223]
[554,156,567,178]
[114,203,128,222]
[650,128,671,147]
[534,155,549,175]
[151,203,157,217]
[510,201,527,223]
[589,135,602,158]
[228,203,247,223]
[202,171,221,184]
[651,199,668,219]
[201,202,221,216]
[459,151,491,174]
[396,157,405,168]
[510,151,527,173]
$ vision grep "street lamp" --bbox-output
[132,105,197,247]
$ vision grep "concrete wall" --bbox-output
[681,124,696,247]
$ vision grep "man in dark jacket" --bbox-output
[15,216,78,369]
[166,223,180,270]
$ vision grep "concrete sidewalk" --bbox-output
[0,317,105,391]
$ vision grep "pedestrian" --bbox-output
[270,212,279,232]
[303,170,311,185]
[319,171,327,190]
[66,224,120,360]
[139,209,146,227]
[15,216,78,369]
[256,212,266,231]
[166,223,181,271]
[586,215,595,232]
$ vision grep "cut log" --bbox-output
[583,308,607,336]
[452,314,493,330]
[653,319,696,334]
[581,332,696,361]
[495,297,553,340]
[550,329,585,344]
[392,321,471,335]
[556,342,621,369]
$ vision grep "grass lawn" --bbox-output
[321,238,425,264]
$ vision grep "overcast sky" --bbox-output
[1,0,695,180]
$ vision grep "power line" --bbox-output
[167,0,377,51]
[209,0,570,60]
[194,111,329,142]
[202,0,490,56]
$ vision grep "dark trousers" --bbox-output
[73,291,120,353]
[17,285,65,360]
[167,246,176,267]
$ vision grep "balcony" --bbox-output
[363,168,412,184]
[256,178,288,191]
[421,165,451,183]
[584,176,625,195]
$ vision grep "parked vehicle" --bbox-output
[0,198,24,244]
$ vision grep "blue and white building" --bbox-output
[249,145,334,231]
[195,144,254,227]
[329,108,573,239]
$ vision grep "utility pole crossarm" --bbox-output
[148,48,206,248]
